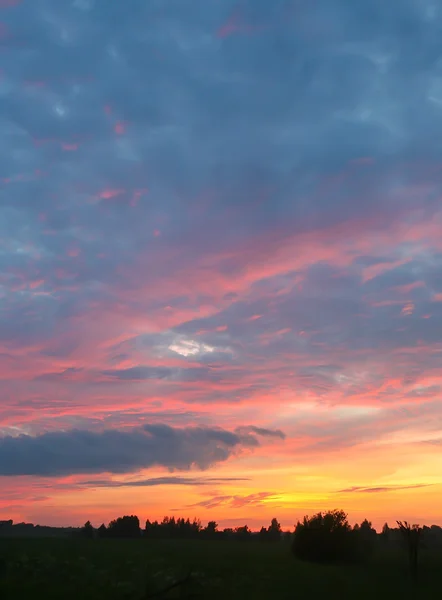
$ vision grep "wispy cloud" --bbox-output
[337,484,432,494]
[189,492,279,510]
[79,476,251,488]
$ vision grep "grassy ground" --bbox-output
[0,537,440,599]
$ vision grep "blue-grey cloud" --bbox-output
[0,423,283,476]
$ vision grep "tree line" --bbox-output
[80,510,442,562]
[81,515,287,542]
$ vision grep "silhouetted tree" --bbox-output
[203,521,218,540]
[259,518,282,542]
[222,528,234,540]
[380,522,390,542]
[422,524,442,548]
[161,516,176,538]
[191,518,202,538]
[81,520,94,539]
[355,519,377,557]
[234,525,252,541]
[97,523,107,538]
[292,509,357,564]
[145,519,161,539]
[397,521,422,584]
[359,519,374,532]
[107,515,140,538]
[268,518,282,542]
[144,516,203,540]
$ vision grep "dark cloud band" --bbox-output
[0,423,284,476]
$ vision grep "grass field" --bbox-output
[0,537,440,599]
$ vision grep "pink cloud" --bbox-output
[114,121,126,135]
[61,143,78,151]
[98,189,125,200]
[216,9,266,38]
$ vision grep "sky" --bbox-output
[0,0,442,531]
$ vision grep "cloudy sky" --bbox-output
[1,0,442,529]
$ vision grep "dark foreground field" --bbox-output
[0,538,440,599]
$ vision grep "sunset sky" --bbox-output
[1,0,442,531]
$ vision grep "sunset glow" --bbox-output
[0,0,441,531]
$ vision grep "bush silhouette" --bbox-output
[291,509,359,564]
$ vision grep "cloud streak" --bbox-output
[189,492,278,510]
[79,476,251,488]
[337,485,432,494]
